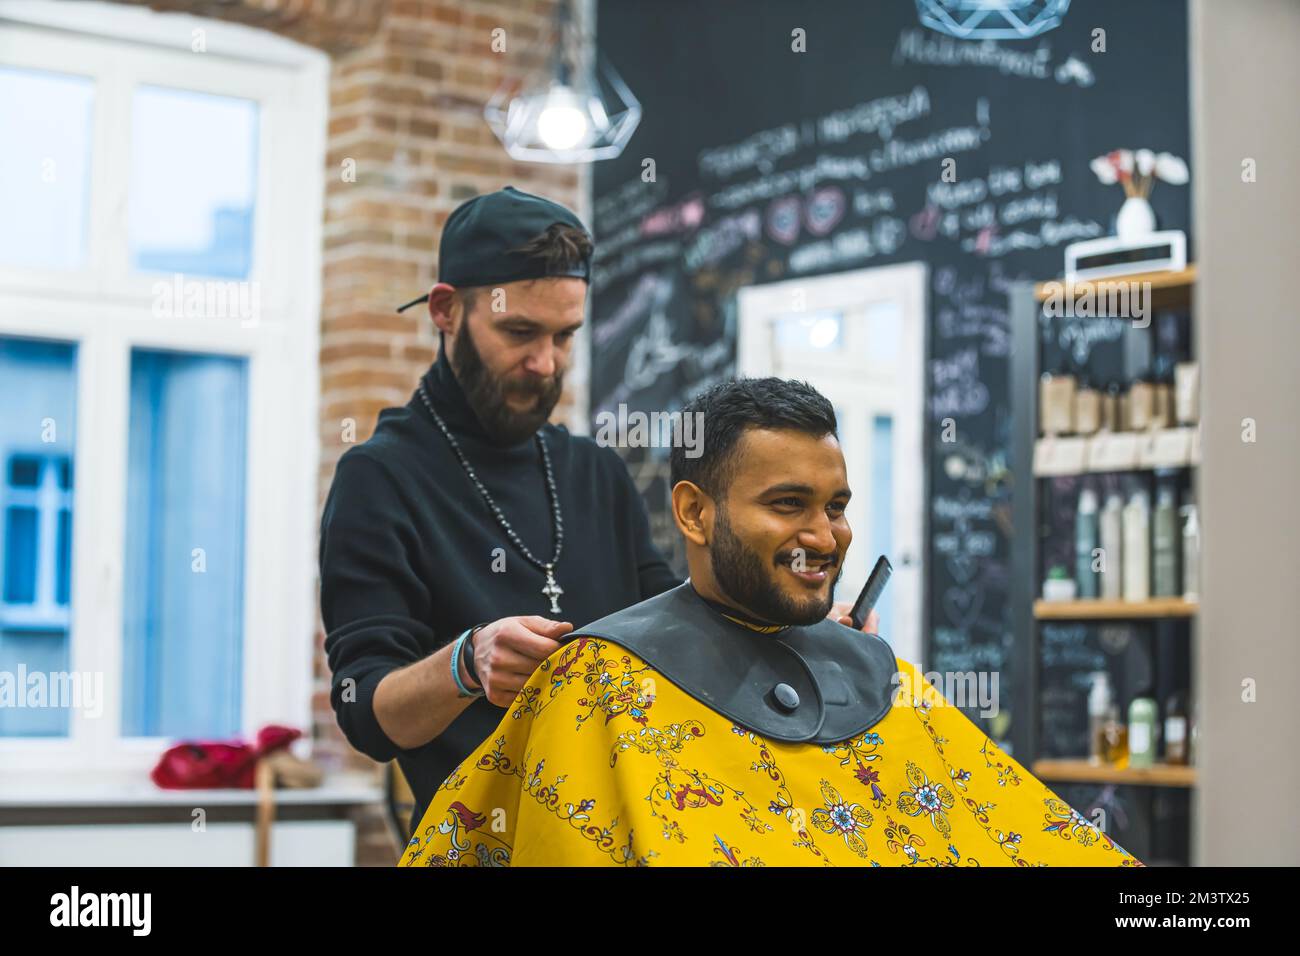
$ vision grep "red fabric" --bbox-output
[150,725,302,790]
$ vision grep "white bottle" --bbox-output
[1122,490,1150,601]
[1075,489,1100,599]
[1182,501,1200,601]
[1088,671,1111,765]
[1100,493,1124,600]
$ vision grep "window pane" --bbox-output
[0,67,94,271]
[129,86,258,279]
[122,349,248,738]
[3,508,38,603]
[0,337,77,737]
[864,300,902,364]
[10,457,40,487]
[774,310,843,351]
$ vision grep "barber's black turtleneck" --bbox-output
[320,346,680,831]
[418,336,531,448]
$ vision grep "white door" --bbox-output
[737,263,925,665]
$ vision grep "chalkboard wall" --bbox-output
[589,0,1190,742]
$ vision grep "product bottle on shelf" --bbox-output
[1164,691,1189,766]
[1122,489,1151,601]
[1088,671,1112,765]
[1102,703,1129,765]
[1182,497,1201,601]
[1151,348,1177,430]
[1075,377,1101,435]
[1175,362,1200,425]
[1152,483,1180,596]
[1127,689,1158,769]
[1100,492,1124,599]
[1076,488,1100,599]
[1102,382,1122,432]
[1040,371,1077,436]
[1129,377,1155,431]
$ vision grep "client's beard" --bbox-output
[709,506,841,626]
[450,319,564,445]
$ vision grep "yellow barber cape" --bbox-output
[400,635,1142,867]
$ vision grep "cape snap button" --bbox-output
[772,682,800,712]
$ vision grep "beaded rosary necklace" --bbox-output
[417,380,565,613]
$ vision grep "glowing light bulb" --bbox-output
[536,86,590,151]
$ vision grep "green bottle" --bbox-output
[1127,689,1158,768]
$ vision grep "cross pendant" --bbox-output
[541,566,563,614]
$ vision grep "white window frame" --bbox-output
[0,1,326,776]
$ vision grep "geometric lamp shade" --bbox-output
[914,0,1073,40]
[485,50,641,164]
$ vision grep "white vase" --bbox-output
[1116,196,1157,239]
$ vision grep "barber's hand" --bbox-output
[468,616,573,707]
[828,602,880,635]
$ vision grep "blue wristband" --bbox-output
[450,628,484,699]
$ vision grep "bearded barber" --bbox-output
[320,186,680,834]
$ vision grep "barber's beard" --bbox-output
[450,319,564,445]
[709,507,840,626]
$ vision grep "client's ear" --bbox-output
[670,480,712,547]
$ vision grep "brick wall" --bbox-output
[112,0,586,865]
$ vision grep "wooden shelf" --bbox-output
[1034,598,1198,620]
[1033,427,1200,476]
[1034,265,1197,310]
[1033,758,1197,788]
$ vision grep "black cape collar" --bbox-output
[694,589,791,635]
[569,583,898,744]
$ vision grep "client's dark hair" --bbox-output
[669,377,838,499]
